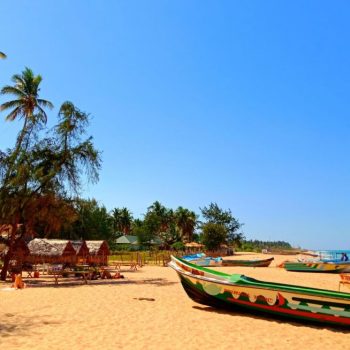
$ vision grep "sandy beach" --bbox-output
[1,253,350,350]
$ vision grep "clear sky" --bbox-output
[1,1,349,249]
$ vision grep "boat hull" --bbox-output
[222,257,274,267]
[170,256,350,327]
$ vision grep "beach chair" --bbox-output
[339,273,350,291]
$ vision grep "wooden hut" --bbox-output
[86,240,110,265]
[27,239,77,265]
[71,240,90,263]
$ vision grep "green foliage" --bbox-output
[201,222,227,251]
[0,68,101,280]
[200,202,244,246]
[68,198,115,244]
[175,206,197,243]
[171,241,185,251]
[240,239,293,252]
[192,232,200,243]
[133,220,156,249]
[112,207,133,234]
[159,222,180,246]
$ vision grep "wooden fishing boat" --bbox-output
[169,256,350,326]
[222,257,274,267]
[284,261,350,273]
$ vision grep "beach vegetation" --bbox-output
[240,239,293,252]
[171,241,185,251]
[0,68,101,280]
[174,206,197,243]
[200,202,244,248]
[112,207,133,235]
[201,222,227,251]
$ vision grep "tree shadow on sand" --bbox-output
[192,305,350,334]
[15,277,179,289]
[0,313,62,338]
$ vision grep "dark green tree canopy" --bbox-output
[200,202,244,246]
[201,222,227,251]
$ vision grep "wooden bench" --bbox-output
[339,273,350,291]
[111,261,138,272]
[46,265,92,285]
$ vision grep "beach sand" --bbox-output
[1,253,350,350]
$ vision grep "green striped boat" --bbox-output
[284,261,350,273]
[222,257,274,267]
[169,255,350,326]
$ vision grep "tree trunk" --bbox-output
[0,223,17,281]
[0,246,13,281]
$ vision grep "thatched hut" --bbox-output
[71,240,90,263]
[86,240,110,265]
[26,239,77,265]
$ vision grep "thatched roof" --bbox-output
[185,242,204,248]
[0,238,30,259]
[27,239,73,257]
[71,240,83,252]
[86,240,110,255]
[71,240,89,255]
[116,235,138,245]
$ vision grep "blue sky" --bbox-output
[0,1,349,249]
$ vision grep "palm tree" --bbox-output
[0,67,53,185]
[175,206,197,243]
[1,67,53,122]
[0,52,6,59]
[112,207,133,235]
[147,201,172,232]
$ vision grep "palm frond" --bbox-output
[0,85,26,97]
[4,107,22,121]
[36,106,48,123]
[0,100,23,111]
[37,99,54,109]
[11,74,25,87]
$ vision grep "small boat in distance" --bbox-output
[284,261,350,273]
[222,257,274,267]
[182,253,222,267]
[169,256,350,327]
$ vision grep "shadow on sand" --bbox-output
[192,305,350,333]
[10,277,180,289]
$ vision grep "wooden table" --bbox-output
[111,262,138,271]
[47,269,92,285]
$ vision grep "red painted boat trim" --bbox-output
[226,296,350,325]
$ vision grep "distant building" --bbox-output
[115,235,163,249]
[115,235,139,245]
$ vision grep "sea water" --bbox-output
[314,250,350,261]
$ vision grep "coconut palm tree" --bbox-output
[175,206,197,243]
[0,67,53,185]
[147,201,173,232]
[112,207,133,235]
[1,67,53,123]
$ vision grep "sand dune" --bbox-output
[1,253,350,350]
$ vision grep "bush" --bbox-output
[201,223,227,251]
[171,242,185,251]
